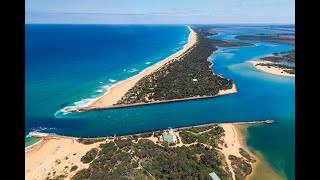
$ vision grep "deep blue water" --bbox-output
[25,24,294,179]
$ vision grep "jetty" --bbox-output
[172,119,275,131]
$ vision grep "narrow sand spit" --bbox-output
[249,60,294,77]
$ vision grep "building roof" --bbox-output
[209,172,221,180]
[162,133,175,143]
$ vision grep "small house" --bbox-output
[162,128,177,143]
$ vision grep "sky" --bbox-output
[25,0,295,24]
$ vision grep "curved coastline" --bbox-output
[64,26,238,112]
[234,124,286,180]
[25,138,44,153]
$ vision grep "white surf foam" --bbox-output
[56,25,193,116]
[128,68,138,73]
[28,126,57,133]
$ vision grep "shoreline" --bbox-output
[64,25,197,112]
[25,137,43,153]
[233,124,286,180]
[248,60,295,77]
[64,83,237,112]
[64,25,238,113]
[26,120,273,179]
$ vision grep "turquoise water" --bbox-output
[25,25,294,179]
[25,137,42,148]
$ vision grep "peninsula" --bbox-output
[235,34,295,77]
[25,120,274,180]
[65,26,254,112]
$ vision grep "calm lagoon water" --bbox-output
[26,24,294,179]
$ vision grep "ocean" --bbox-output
[25,24,294,179]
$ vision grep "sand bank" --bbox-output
[249,60,295,77]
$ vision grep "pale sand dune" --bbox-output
[25,138,108,180]
[87,26,198,109]
[249,60,295,77]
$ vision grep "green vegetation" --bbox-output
[188,125,215,133]
[70,165,78,172]
[283,69,295,74]
[76,138,105,145]
[261,49,295,63]
[235,34,295,65]
[71,124,254,180]
[80,148,98,164]
[235,34,295,46]
[239,148,256,163]
[256,63,295,74]
[209,39,255,47]
[72,169,91,180]
[116,27,254,105]
[139,132,153,138]
[229,155,252,180]
[180,125,225,148]
[179,130,198,144]
[271,49,295,62]
[46,175,66,180]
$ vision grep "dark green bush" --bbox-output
[80,148,98,164]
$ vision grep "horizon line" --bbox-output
[25,23,295,25]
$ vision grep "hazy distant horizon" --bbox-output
[25,23,295,25]
[26,0,294,24]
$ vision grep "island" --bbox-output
[25,120,274,180]
[235,33,295,77]
[65,26,255,112]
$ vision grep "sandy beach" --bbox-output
[218,124,254,180]
[65,82,237,112]
[63,26,239,112]
[25,121,267,180]
[249,60,295,77]
[25,137,106,180]
[85,26,197,108]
